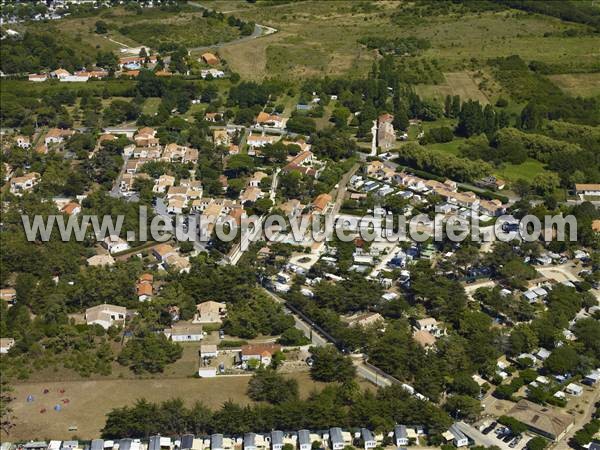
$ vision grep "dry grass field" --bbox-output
[416,72,490,104]
[548,73,600,98]
[8,372,357,440]
[200,0,600,82]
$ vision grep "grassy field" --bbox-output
[494,158,550,182]
[142,97,162,115]
[416,72,490,104]
[423,140,464,156]
[201,1,599,82]
[9,371,345,440]
[547,73,600,98]
[419,137,550,184]
[16,5,243,58]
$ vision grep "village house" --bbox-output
[86,254,115,267]
[213,129,231,146]
[200,344,218,359]
[85,304,127,329]
[205,112,224,122]
[152,243,178,262]
[28,73,48,82]
[240,187,264,204]
[45,128,74,145]
[60,73,90,82]
[75,70,108,79]
[153,174,176,194]
[120,173,150,193]
[377,113,396,150]
[311,193,332,215]
[345,312,384,328]
[256,111,284,129]
[0,338,15,354]
[575,183,600,197]
[10,172,40,195]
[201,68,225,79]
[280,199,304,218]
[103,235,130,254]
[479,198,506,217]
[248,171,268,188]
[194,301,227,324]
[283,151,319,177]
[15,135,31,149]
[137,273,154,301]
[241,343,282,366]
[164,253,191,274]
[50,68,71,79]
[247,133,279,149]
[365,160,385,177]
[162,143,198,163]
[0,288,17,306]
[164,323,204,342]
[122,69,141,77]
[132,146,162,159]
[415,317,442,335]
[200,52,220,66]
[134,127,159,147]
[118,55,158,69]
[507,399,574,441]
[413,330,437,349]
[61,202,81,216]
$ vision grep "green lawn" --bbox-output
[424,139,464,156]
[494,158,550,182]
[142,97,162,115]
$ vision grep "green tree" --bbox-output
[310,346,356,383]
[247,368,299,404]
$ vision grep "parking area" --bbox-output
[475,421,533,450]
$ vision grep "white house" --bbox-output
[16,135,31,149]
[565,383,583,396]
[0,338,15,354]
[575,183,600,196]
[164,323,204,342]
[28,74,48,82]
[415,317,441,336]
[103,235,130,254]
[85,304,126,330]
[10,172,40,195]
[200,344,218,359]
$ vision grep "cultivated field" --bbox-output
[416,72,490,104]
[8,372,346,440]
[548,73,600,98]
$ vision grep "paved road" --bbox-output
[331,163,360,216]
[262,288,329,347]
[188,2,277,53]
[262,288,410,389]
